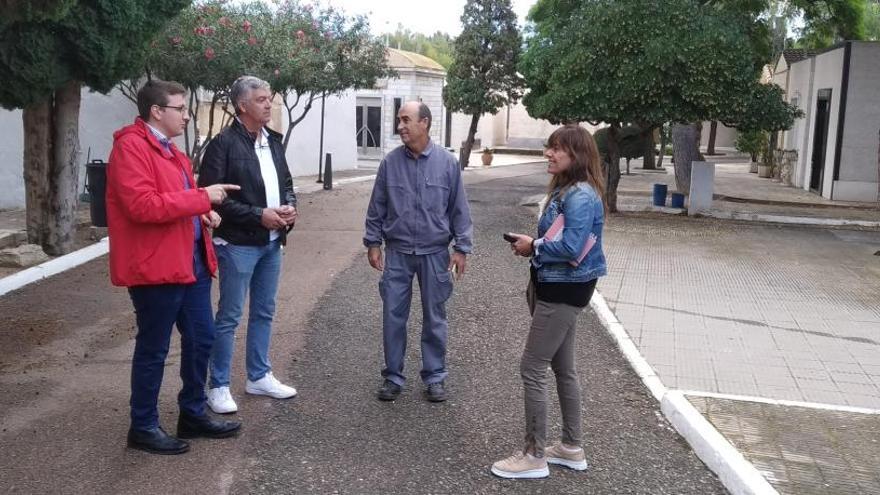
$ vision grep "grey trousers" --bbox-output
[379,249,454,386]
[520,281,588,457]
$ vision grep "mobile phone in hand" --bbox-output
[503,233,518,243]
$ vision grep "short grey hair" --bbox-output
[230,76,270,115]
[418,102,432,131]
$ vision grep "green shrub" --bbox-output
[735,129,767,162]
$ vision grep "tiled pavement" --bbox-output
[601,214,880,409]
[601,208,880,492]
[690,396,880,494]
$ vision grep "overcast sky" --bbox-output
[323,0,538,36]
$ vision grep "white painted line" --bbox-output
[679,390,880,415]
[589,290,778,495]
[335,175,377,186]
[0,237,109,297]
[662,391,778,495]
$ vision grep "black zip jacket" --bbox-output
[198,118,296,246]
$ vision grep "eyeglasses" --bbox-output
[156,104,188,114]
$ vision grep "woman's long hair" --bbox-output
[545,124,607,213]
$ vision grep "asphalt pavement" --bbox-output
[232,167,726,494]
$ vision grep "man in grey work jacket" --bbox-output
[364,101,473,403]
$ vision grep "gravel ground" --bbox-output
[234,170,727,494]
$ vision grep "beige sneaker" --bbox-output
[490,452,549,479]
[546,443,588,471]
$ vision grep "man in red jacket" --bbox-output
[107,79,241,454]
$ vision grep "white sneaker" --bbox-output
[545,443,588,471]
[490,452,549,479]
[206,386,238,414]
[245,371,297,399]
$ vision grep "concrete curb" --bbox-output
[0,237,109,297]
[704,209,880,228]
[589,291,778,495]
[617,203,880,228]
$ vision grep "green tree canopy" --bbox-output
[522,0,800,208]
[383,27,455,68]
[0,0,191,254]
[140,0,391,161]
[443,0,523,168]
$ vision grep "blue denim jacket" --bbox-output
[532,182,607,283]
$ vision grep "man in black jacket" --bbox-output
[197,76,298,414]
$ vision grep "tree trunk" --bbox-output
[22,102,52,246]
[458,113,480,170]
[671,123,702,194]
[707,121,718,155]
[641,125,656,170]
[605,123,621,213]
[657,124,667,169]
[45,81,81,255]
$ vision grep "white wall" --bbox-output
[788,57,816,190]
[506,101,558,148]
[0,86,135,210]
[700,121,738,149]
[811,48,846,199]
[836,42,880,201]
[0,108,25,209]
[283,91,357,178]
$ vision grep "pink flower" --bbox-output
[194,26,206,35]
[296,29,306,40]
[242,20,253,33]
[218,16,232,27]
[247,36,258,46]
[170,36,183,46]
[205,47,216,60]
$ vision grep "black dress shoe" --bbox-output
[177,412,241,439]
[425,381,447,402]
[377,379,402,401]
[127,427,190,455]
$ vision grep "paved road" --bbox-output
[0,164,725,494]
[234,167,725,494]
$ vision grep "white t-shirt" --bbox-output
[255,128,281,242]
[214,125,282,245]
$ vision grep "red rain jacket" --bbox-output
[106,118,217,287]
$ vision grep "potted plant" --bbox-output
[757,144,774,178]
[481,147,494,166]
[735,129,765,174]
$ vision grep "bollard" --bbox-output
[322,153,333,190]
[652,183,668,207]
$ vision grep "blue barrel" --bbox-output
[652,184,668,207]
[670,192,685,209]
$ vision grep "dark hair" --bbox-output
[137,79,186,121]
[545,124,607,213]
[418,102,432,131]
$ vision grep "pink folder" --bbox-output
[542,214,596,267]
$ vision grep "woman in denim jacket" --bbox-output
[491,124,607,479]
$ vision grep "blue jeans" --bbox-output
[379,249,454,386]
[210,240,282,388]
[128,245,214,431]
